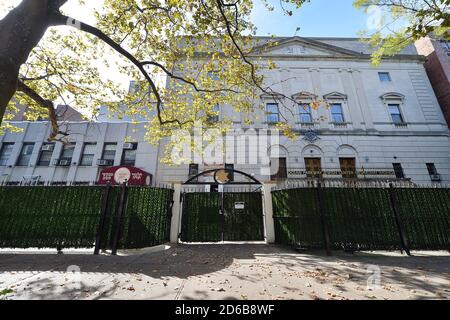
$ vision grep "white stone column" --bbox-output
[339,68,363,130]
[66,125,86,183]
[308,68,327,129]
[170,183,182,243]
[114,123,129,166]
[351,70,374,130]
[28,123,50,178]
[262,183,276,244]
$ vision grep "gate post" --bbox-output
[111,182,128,256]
[94,183,111,255]
[170,184,182,243]
[262,183,276,244]
[316,182,332,256]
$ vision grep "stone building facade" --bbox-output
[1,37,449,186]
[157,37,450,185]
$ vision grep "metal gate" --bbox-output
[181,191,264,242]
[180,168,265,243]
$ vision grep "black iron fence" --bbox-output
[0,184,174,253]
[272,181,450,253]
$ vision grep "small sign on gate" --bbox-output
[234,202,245,210]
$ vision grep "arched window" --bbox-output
[337,145,358,179]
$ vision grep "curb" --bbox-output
[116,244,172,256]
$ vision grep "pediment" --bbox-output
[292,91,318,100]
[380,92,405,101]
[323,92,348,100]
[253,37,361,57]
[260,92,285,100]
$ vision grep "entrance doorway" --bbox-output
[305,158,322,178]
[180,168,265,243]
[339,158,357,178]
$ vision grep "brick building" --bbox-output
[415,36,450,128]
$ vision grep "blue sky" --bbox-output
[251,0,370,37]
[0,0,371,37]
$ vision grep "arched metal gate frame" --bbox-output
[180,168,265,243]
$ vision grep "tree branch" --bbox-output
[16,80,68,141]
[140,60,241,94]
[52,14,195,127]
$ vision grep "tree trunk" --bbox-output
[0,0,67,124]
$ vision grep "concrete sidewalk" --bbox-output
[0,244,449,300]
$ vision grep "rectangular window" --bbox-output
[299,104,313,123]
[378,72,391,82]
[208,105,220,123]
[188,163,199,182]
[271,158,287,180]
[388,104,404,124]
[37,143,55,166]
[121,143,137,166]
[426,163,438,175]
[266,103,279,124]
[393,163,405,179]
[102,143,117,161]
[339,158,357,179]
[207,71,219,81]
[440,40,450,54]
[0,143,14,166]
[17,143,35,166]
[189,163,199,177]
[60,143,75,162]
[331,103,345,123]
[80,143,97,166]
[225,163,234,182]
[305,158,322,178]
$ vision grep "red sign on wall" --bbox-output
[97,166,152,186]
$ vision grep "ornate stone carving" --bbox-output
[302,129,321,143]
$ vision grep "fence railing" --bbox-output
[272,183,450,253]
[286,168,400,180]
[0,180,172,188]
[0,184,174,253]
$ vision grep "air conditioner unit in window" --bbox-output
[41,144,54,151]
[123,143,135,150]
[58,159,71,166]
[430,174,441,182]
[97,159,113,166]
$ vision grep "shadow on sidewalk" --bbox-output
[0,244,448,300]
